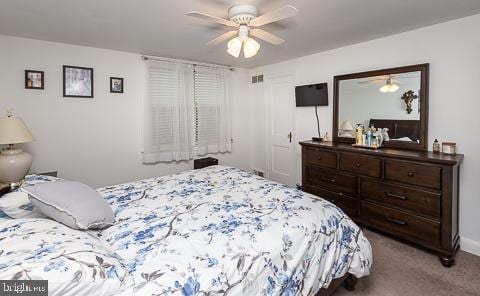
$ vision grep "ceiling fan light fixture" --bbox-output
[187,4,298,60]
[379,83,400,93]
[379,78,400,93]
[227,37,243,58]
[243,37,260,58]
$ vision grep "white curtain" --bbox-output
[194,66,232,156]
[142,60,194,163]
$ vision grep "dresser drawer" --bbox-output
[340,153,381,178]
[304,185,357,218]
[361,201,440,244]
[360,180,441,217]
[305,166,357,195]
[304,148,337,169]
[385,160,441,189]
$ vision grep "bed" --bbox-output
[369,118,421,142]
[0,166,372,295]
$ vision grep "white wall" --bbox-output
[250,14,480,255]
[0,35,252,188]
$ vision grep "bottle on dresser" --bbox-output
[355,124,363,145]
[366,126,372,147]
[433,139,440,153]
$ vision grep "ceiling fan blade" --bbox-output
[397,76,420,79]
[251,29,285,45]
[186,11,238,27]
[358,79,385,84]
[250,5,298,27]
[206,31,238,46]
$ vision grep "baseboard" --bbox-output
[460,236,480,257]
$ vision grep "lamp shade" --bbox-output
[227,37,243,58]
[243,37,260,58]
[0,116,34,145]
[379,83,400,93]
[340,120,354,131]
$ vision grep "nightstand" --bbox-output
[0,183,10,197]
[194,157,218,169]
[37,171,58,177]
[0,171,58,198]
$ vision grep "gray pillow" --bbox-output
[22,181,115,230]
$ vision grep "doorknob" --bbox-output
[288,132,293,143]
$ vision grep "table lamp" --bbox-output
[0,112,34,187]
[340,120,354,138]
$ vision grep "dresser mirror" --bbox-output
[333,64,429,151]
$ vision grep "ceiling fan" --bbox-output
[358,74,418,93]
[186,4,298,58]
[358,75,400,85]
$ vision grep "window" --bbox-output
[143,61,193,163]
[194,66,231,154]
[143,60,231,163]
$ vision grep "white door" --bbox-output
[266,74,296,186]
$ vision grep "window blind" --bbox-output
[143,60,194,163]
[149,62,178,147]
[143,60,231,163]
[194,66,232,155]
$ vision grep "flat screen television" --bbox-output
[295,83,328,107]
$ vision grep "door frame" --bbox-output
[264,72,297,186]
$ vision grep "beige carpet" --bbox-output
[335,229,480,296]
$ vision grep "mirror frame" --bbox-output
[333,63,429,151]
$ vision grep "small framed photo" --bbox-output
[110,77,124,93]
[442,142,457,155]
[63,65,93,98]
[25,70,44,89]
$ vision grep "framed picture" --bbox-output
[63,65,93,98]
[25,70,44,89]
[110,77,124,93]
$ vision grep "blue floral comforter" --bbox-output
[0,167,372,295]
[98,165,372,295]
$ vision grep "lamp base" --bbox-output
[0,147,33,184]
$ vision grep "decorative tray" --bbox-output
[352,144,382,150]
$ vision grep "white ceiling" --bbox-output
[1,0,480,68]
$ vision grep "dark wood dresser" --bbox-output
[300,141,463,267]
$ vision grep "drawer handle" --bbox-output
[317,157,323,161]
[385,217,407,226]
[407,172,415,177]
[321,177,336,183]
[385,192,407,200]
[355,163,361,168]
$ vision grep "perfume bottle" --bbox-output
[355,125,363,145]
[433,139,440,153]
[366,127,373,147]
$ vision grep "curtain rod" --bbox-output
[141,55,235,71]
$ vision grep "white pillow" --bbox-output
[0,191,45,218]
